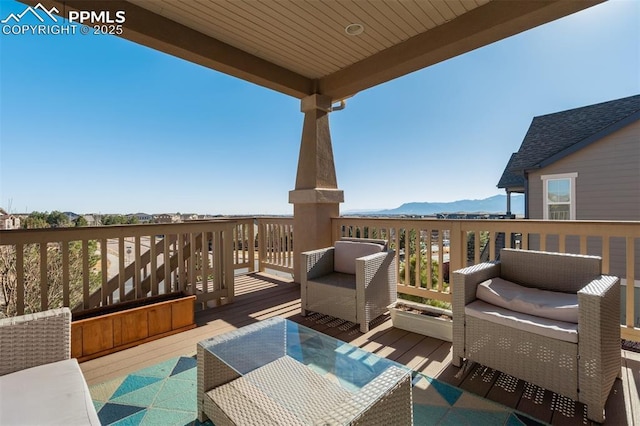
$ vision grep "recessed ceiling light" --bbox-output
[345,23,364,36]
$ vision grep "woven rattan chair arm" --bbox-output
[356,250,394,286]
[357,251,397,301]
[0,308,71,376]
[578,275,620,343]
[578,275,620,298]
[577,274,621,420]
[452,262,500,310]
[301,247,335,281]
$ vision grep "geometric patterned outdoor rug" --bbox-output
[89,355,547,425]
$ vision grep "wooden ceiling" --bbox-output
[28,0,602,100]
[125,0,492,80]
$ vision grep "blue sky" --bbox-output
[1,0,638,215]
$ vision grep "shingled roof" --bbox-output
[497,153,525,189]
[498,94,640,189]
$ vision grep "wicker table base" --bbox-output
[197,318,413,425]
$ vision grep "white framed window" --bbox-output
[541,173,577,220]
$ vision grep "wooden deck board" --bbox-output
[80,272,639,425]
[516,385,555,424]
[486,372,526,409]
[622,349,640,425]
[458,364,500,398]
[397,339,451,377]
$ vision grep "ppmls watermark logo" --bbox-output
[2,3,126,36]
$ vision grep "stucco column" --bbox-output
[289,94,344,282]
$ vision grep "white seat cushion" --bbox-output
[308,272,356,290]
[0,358,100,425]
[476,277,579,323]
[334,241,383,275]
[465,300,578,343]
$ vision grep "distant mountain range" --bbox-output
[350,194,524,216]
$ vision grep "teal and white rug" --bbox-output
[90,356,546,425]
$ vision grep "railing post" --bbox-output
[257,220,265,272]
[135,236,142,299]
[248,220,256,272]
[62,242,70,307]
[178,233,186,293]
[81,240,89,309]
[626,236,635,328]
[449,221,465,273]
[40,242,48,311]
[189,232,197,296]
[331,218,339,244]
[224,222,235,302]
[16,243,25,315]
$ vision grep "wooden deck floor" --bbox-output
[80,272,639,425]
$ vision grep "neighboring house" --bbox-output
[498,94,640,290]
[197,214,220,220]
[64,212,80,222]
[498,94,640,220]
[154,214,180,224]
[131,213,152,223]
[0,214,21,230]
[82,215,98,226]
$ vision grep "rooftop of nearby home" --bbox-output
[498,94,640,190]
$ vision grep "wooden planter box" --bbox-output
[388,300,453,342]
[71,292,196,362]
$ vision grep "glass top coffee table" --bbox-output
[197,317,413,425]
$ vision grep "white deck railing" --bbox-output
[2,216,638,342]
[334,217,639,342]
[0,221,236,315]
[257,217,294,274]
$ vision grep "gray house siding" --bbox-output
[498,96,640,325]
[525,121,639,293]
[527,119,640,221]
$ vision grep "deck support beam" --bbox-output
[289,94,343,282]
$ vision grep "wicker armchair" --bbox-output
[0,308,100,425]
[0,308,71,376]
[301,238,397,332]
[452,249,620,423]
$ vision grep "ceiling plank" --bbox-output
[23,0,314,98]
[20,0,602,101]
[319,0,603,100]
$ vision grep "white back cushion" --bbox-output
[334,241,384,275]
[476,277,579,324]
[465,300,578,343]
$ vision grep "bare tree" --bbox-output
[0,241,100,317]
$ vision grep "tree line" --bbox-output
[21,211,139,229]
